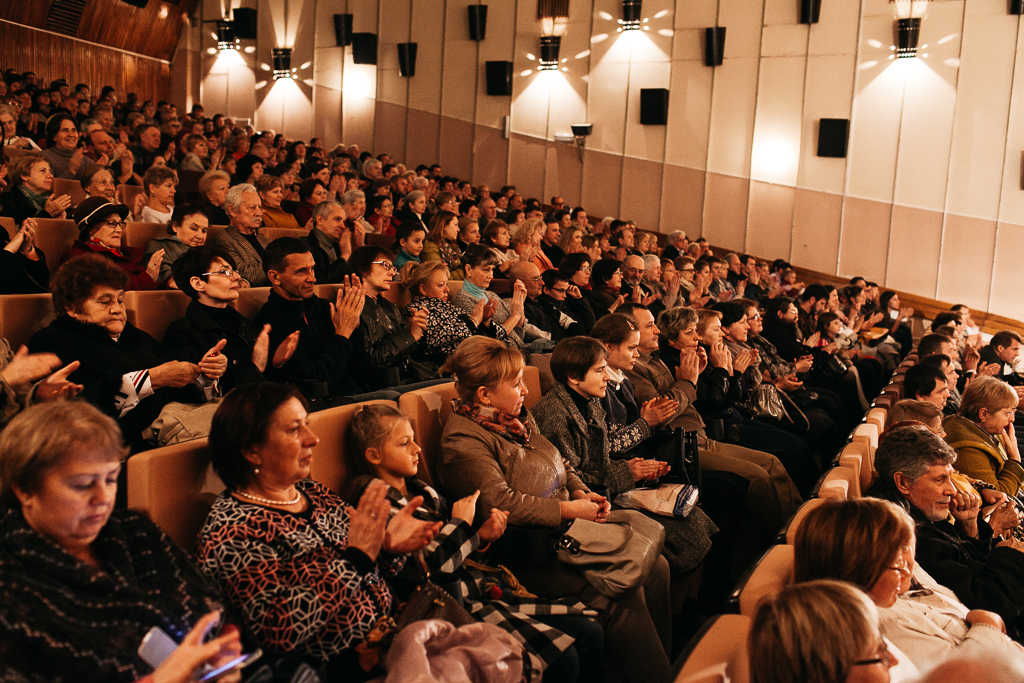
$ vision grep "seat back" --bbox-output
[672,614,751,683]
[307,399,396,496]
[852,422,879,463]
[33,219,78,276]
[0,216,15,237]
[365,233,395,248]
[382,280,412,308]
[817,465,857,501]
[781,497,825,545]
[124,289,191,342]
[314,284,343,304]
[839,440,872,494]
[123,221,170,249]
[52,178,87,208]
[115,184,145,211]
[126,437,223,552]
[231,287,272,320]
[0,293,56,350]
[730,545,794,617]
[866,407,887,433]
[398,366,541,486]
[262,227,307,242]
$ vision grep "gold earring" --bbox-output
[254,467,260,475]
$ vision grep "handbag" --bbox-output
[144,398,223,446]
[556,509,666,597]
[742,383,787,421]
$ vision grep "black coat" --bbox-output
[0,231,48,293]
[163,299,264,392]
[303,230,349,284]
[760,317,808,362]
[349,294,420,391]
[0,187,69,225]
[523,294,585,343]
[562,294,597,335]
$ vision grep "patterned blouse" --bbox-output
[195,480,404,661]
[407,294,509,366]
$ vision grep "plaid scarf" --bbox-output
[451,399,531,446]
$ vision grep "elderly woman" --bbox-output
[0,401,246,683]
[0,152,72,224]
[750,580,901,683]
[420,209,464,280]
[28,254,224,448]
[231,154,263,186]
[366,194,397,235]
[943,376,1024,495]
[195,382,440,680]
[557,253,597,334]
[196,169,231,225]
[511,218,552,272]
[140,165,177,224]
[439,336,673,683]
[795,497,1024,675]
[41,112,92,181]
[481,220,518,275]
[82,164,116,202]
[586,259,624,320]
[64,197,162,290]
[402,260,505,366]
[255,175,300,230]
[400,189,429,232]
[142,204,211,284]
[450,244,528,349]
[533,336,717,577]
[179,133,212,172]
[0,103,39,149]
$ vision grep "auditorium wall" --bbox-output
[191,0,1024,320]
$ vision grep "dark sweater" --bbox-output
[163,299,264,391]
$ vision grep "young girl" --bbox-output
[343,404,602,682]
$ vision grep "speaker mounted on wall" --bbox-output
[485,61,513,96]
[398,43,418,77]
[800,0,821,24]
[817,118,850,158]
[351,33,378,65]
[639,88,669,125]
[468,5,488,40]
[333,14,353,47]
[705,27,726,66]
[232,7,258,40]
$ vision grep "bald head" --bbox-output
[509,261,542,298]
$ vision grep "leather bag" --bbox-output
[556,509,665,597]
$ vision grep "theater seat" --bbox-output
[126,437,222,552]
[382,280,412,308]
[365,233,394,248]
[0,293,56,350]
[866,407,887,433]
[852,422,879,464]
[0,216,14,237]
[123,221,170,249]
[839,440,872,495]
[262,227,307,242]
[314,284,343,303]
[307,399,396,496]
[124,289,191,342]
[816,465,857,501]
[52,178,87,209]
[231,287,272,319]
[672,614,751,683]
[32,219,77,276]
[398,366,541,487]
[779,497,825,545]
[115,185,145,211]
[727,545,794,618]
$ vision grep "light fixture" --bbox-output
[539,36,561,70]
[890,0,930,58]
[273,48,293,80]
[619,0,641,31]
[216,19,238,51]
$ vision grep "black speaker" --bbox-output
[817,118,850,158]
[119,0,149,7]
[468,5,488,41]
[485,61,513,96]
[233,7,258,40]
[800,0,821,24]
[351,33,378,65]
[639,89,669,125]
[398,43,417,77]
[705,27,726,67]
[1012,0,1024,14]
[333,14,353,47]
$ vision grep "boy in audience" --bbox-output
[392,220,426,271]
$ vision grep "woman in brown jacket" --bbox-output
[439,336,672,683]
[944,376,1024,496]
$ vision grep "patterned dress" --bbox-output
[195,480,404,662]
[406,294,509,366]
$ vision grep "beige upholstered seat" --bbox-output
[816,465,858,501]
[123,221,170,249]
[32,219,77,276]
[781,497,825,545]
[307,399,396,496]
[730,544,794,618]
[839,440,873,495]
[124,289,191,341]
[0,294,56,350]
[261,227,307,242]
[231,286,272,319]
[52,178,87,209]
[672,614,751,683]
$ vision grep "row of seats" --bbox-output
[670,354,918,683]
[125,364,544,550]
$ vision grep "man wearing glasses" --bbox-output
[523,270,585,343]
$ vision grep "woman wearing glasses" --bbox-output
[63,197,161,290]
[794,498,1023,674]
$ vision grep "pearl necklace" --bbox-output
[234,489,302,506]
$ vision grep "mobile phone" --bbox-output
[197,649,263,681]
[138,626,179,669]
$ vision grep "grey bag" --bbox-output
[144,398,223,446]
[556,509,666,597]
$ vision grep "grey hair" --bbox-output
[657,307,699,344]
[363,159,382,172]
[667,230,686,244]
[410,177,430,191]
[875,424,957,484]
[225,183,257,212]
[79,118,98,133]
[312,200,343,224]
[340,189,365,206]
[405,189,426,205]
[642,254,661,271]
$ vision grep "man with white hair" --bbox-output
[661,230,688,262]
[210,183,269,286]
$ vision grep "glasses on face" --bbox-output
[888,557,911,575]
[202,267,237,278]
[747,314,761,321]
[622,267,645,276]
[550,287,569,295]
[372,260,396,272]
[579,266,592,273]
[682,267,695,273]
[100,220,126,230]
[854,640,891,670]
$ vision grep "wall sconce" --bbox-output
[539,36,561,70]
[272,48,293,80]
[397,43,417,77]
[216,19,238,51]
[619,0,642,31]
[799,0,821,24]
[890,0,930,58]
[468,5,488,40]
[555,123,593,162]
[705,27,726,66]
[333,14,353,47]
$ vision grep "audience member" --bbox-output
[420,209,464,280]
[196,169,231,225]
[141,203,209,284]
[209,183,268,286]
[65,197,161,290]
[0,152,72,224]
[139,164,176,224]
[255,175,300,229]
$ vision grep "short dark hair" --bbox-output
[550,336,607,384]
[172,245,237,300]
[591,259,622,288]
[461,244,501,269]
[395,220,426,243]
[209,382,309,490]
[558,252,591,278]
[616,302,649,320]
[168,203,211,234]
[931,312,961,328]
[919,353,952,370]
[262,237,311,275]
[44,112,75,146]
[918,333,954,357]
[903,364,947,401]
[349,245,393,277]
[541,269,568,290]
[298,178,326,203]
[799,284,828,303]
[591,313,639,346]
[51,254,130,314]
[710,300,747,328]
[991,330,1022,352]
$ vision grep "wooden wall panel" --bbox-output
[0,21,171,102]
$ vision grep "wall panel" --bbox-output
[791,189,841,271]
[838,196,890,281]
[936,215,997,309]
[703,173,748,250]
[746,181,794,258]
[660,165,705,237]
[885,205,943,295]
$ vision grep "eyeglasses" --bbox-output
[888,558,911,575]
[579,266,592,273]
[622,267,645,275]
[747,314,761,321]
[682,267,695,273]
[854,640,891,670]
[100,219,126,230]
[372,260,396,272]
[202,267,237,278]
[550,287,569,294]
[526,275,543,282]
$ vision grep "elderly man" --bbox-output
[620,254,656,303]
[210,184,269,286]
[479,196,498,223]
[507,261,556,344]
[303,200,350,284]
[340,188,372,237]
[119,123,161,176]
[865,424,1024,638]
[661,230,688,262]
[360,159,383,188]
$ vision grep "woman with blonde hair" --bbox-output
[254,175,300,230]
[511,217,551,271]
[943,376,1024,495]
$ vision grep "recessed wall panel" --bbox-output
[791,188,842,272]
[936,215,997,310]
[746,181,794,259]
[664,61,713,170]
[704,172,749,250]
[750,56,805,187]
[884,205,943,295]
[581,149,624,219]
[408,0,444,113]
[989,222,1024,321]
[439,116,474,180]
[473,124,510,189]
[838,196,891,282]
[660,165,706,237]
[798,54,855,194]
[620,157,664,232]
[509,133,549,200]
[707,57,759,177]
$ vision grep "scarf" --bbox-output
[452,398,531,446]
[461,279,487,301]
[436,239,462,270]
[18,184,47,213]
